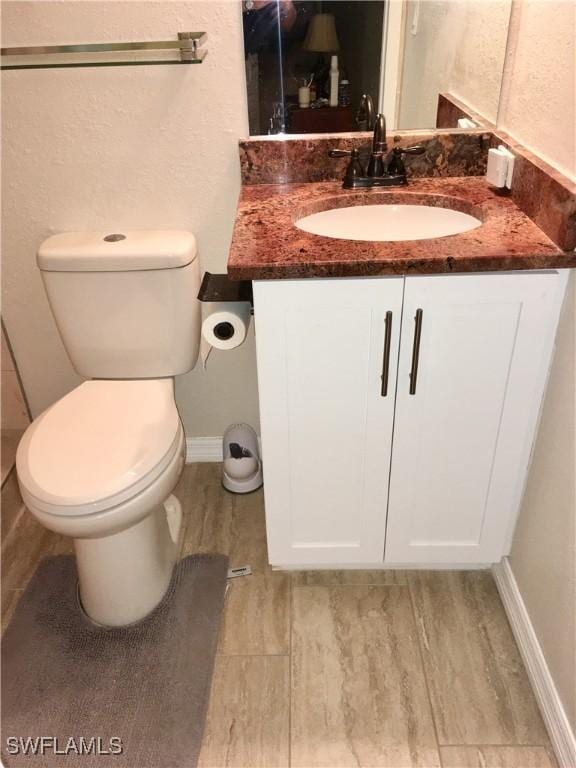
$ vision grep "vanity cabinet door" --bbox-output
[385,271,566,565]
[253,277,404,566]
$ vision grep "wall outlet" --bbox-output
[486,145,515,189]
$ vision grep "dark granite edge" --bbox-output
[228,250,576,281]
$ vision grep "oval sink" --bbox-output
[295,203,482,242]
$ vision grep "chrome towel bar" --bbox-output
[1,31,207,70]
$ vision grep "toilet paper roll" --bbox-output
[201,302,251,368]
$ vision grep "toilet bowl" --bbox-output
[17,378,186,627]
[17,230,202,627]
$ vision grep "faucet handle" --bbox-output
[328,148,354,158]
[329,145,370,159]
[344,149,365,181]
[329,147,367,164]
[387,145,426,176]
[329,148,365,183]
[398,145,426,156]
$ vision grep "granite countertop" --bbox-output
[228,177,575,280]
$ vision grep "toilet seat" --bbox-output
[17,378,181,516]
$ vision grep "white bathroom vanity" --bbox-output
[254,271,568,568]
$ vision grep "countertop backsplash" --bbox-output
[239,130,491,187]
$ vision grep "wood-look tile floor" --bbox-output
[2,464,556,768]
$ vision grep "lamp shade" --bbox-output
[303,13,340,52]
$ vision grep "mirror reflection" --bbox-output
[242,0,512,136]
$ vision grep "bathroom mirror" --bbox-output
[242,0,512,135]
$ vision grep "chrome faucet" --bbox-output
[329,112,426,189]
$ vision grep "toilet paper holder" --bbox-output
[198,272,253,312]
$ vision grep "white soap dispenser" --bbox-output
[329,55,339,107]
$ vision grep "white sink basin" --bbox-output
[295,203,482,242]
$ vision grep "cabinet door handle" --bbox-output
[409,308,423,395]
[381,311,393,396]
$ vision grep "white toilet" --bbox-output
[16,230,201,627]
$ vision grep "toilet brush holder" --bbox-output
[222,423,263,494]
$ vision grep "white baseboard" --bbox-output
[185,437,223,463]
[493,557,576,768]
[274,562,490,571]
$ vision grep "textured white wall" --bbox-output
[1,0,260,437]
[498,0,576,180]
[500,0,576,733]
[448,0,512,121]
[398,0,511,128]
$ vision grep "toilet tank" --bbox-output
[38,230,201,379]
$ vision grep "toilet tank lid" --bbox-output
[37,230,197,272]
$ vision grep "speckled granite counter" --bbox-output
[228,177,573,280]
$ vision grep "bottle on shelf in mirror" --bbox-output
[329,55,339,107]
[338,79,350,107]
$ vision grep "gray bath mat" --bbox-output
[2,554,228,768]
